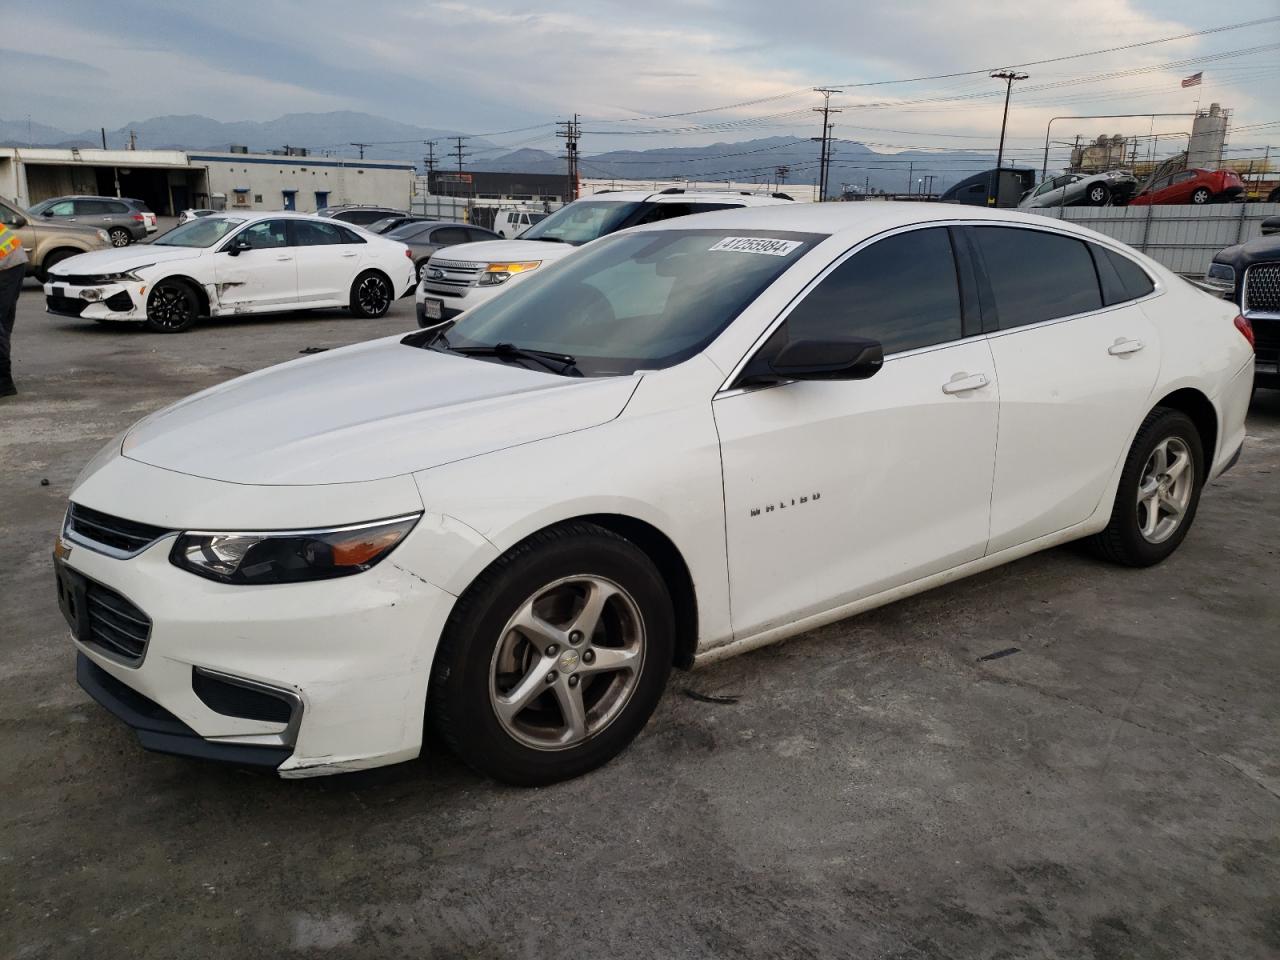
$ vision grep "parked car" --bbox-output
[385,221,500,280]
[1202,233,1280,389]
[493,209,548,238]
[57,203,1252,785]
[1018,170,1138,209]
[939,168,1036,208]
[43,212,415,333]
[1130,168,1244,206]
[0,195,111,279]
[27,195,156,246]
[367,215,435,235]
[416,189,791,326]
[177,209,218,224]
[317,205,408,227]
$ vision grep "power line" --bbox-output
[812,88,842,202]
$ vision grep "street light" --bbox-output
[988,70,1029,207]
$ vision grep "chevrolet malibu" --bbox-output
[44,212,416,332]
[57,204,1254,785]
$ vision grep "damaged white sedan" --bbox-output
[43,212,417,332]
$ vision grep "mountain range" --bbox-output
[1,112,1008,195]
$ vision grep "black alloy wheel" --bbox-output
[351,272,392,318]
[145,281,199,333]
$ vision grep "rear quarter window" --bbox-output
[972,227,1102,329]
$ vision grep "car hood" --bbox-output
[48,244,203,276]
[1212,235,1280,272]
[121,334,639,485]
[429,239,579,264]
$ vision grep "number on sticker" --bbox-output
[708,237,803,257]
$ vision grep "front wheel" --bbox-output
[108,228,131,247]
[430,522,674,785]
[1087,184,1109,206]
[145,280,199,333]
[1086,408,1204,567]
[1191,187,1212,204]
[349,271,392,318]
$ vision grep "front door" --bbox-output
[282,191,296,211]
[967,225,1161,552]
[213,218,298,312]
[714,226,1000,639]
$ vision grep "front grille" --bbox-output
[46,294,88,317]
[83,582,151,663]
[48,274,106,286]
[1244,264,1280,317]
[67,503,172,556]
[426,258,483,288]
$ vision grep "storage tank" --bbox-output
[1188,103,1227,169]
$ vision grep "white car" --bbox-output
[43,212,416,332]
[177,208,218,224]
[415,190,791,326]
[57,203,1253,784]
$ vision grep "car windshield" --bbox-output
[153,217,245,247]
[431,228,823,376]
[517,200,642,246]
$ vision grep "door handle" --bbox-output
[1108,338,1144,356]
[340,251,357,258]
[275,255,293,261]
[941,372,989,395]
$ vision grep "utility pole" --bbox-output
[812,88,842,202]
[350,142,369,160]
[127,128,137,151]
[775,164,790,194]
[907,161,913,194]
[988,70,1028,206]
[448,136,471,218]
[422,140,439,217]
[556,115,581,202]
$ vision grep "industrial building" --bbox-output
[0,146,415,215]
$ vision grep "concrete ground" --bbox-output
[1,283,1277,959]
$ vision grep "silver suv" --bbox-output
[28,195,156,246]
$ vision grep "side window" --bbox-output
[633,202,695,225]
[688,202,740,214]
[466,228,497,242]
[46,201,75,216]
[785,227,963,355]
[293,220,344,246]
[431,227,470,245]
[1092,245,1155,305]
[972,227,1102,328]
[335,225,365,244]
[0,203,24,226]
[74,199,109,215]
[106,201,130,214]
[235,219,289,250]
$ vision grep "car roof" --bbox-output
[579,190,791,205]
[625,200,1126,246]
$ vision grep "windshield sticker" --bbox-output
[709,236,803,257]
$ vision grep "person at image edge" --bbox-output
[0,218,27,397]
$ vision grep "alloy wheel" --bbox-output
[109,230,130,247]
[147,285,194,330]
[357,275,390,315]
[1136,437,1193,544]
[489,575,645,751]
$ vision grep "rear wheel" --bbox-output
[349,270,392,318]
[1087,408,1204,567]
[430,522,674,785]
[1191,187,1212,204]
[108,228,131,247]
[145,280,199,333]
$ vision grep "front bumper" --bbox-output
[44,278,147,322]
[56,460,460,776]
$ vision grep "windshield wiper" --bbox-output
[530,235,571,244]
[452,342,582,376]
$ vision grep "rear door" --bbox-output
[429,225,471,251]
[969,225,1160,553]
[213,218,299,311]
[714,226,1000,637]
[291,219,363,304]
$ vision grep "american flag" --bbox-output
[1182,72,1203,88]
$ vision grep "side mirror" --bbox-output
[226,237,252,256]
[737,331,884,387]
[42,210,56,218]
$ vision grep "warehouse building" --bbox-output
[0,146,415,215]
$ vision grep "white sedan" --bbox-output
[57,204,1253,784]
[43,212,417,332]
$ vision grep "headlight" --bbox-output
[1202,262,1236,296]
[95,265,153,283]
[97,229,111,242]
[170,514,420,585]
[478,261,540,286]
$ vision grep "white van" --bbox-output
[492,209,547,238]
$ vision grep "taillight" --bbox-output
[405,249,413,259]
[1234,314,1254,348]
[131,213,144,222]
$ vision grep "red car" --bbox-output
[1129,168,1244,205]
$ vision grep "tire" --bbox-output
[429,521,674,786]
[349,270,393,318]
[1086,407,1204,567]
[414,260,428,283]
[144,280,200,333]
[1191,187,1212,205]
[1087,183,1109,206]
[38,248,77,280]
[1269,187,1280,204]
[108,228,131,247]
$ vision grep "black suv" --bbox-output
[1205,229,1280,389]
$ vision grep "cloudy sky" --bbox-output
[5,0,1278,164]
